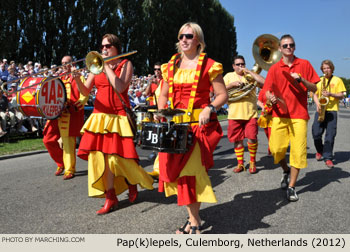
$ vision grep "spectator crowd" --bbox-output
[0,57,161,138]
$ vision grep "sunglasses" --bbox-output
[282,43,295,49]
[179,34,194,40]
[100,44,113,50]
[154,68,161,71]
[235,63,245,66]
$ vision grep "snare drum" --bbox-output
[140,122,192,153]
[17,77,67,119]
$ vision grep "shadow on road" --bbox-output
[199,187,289,234]
[334,151,350,164]
[199,166,350,234]
[297,167,350,195]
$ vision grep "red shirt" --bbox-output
[92,60,130,115]
[263,57,320,120]
[150,82,158,93]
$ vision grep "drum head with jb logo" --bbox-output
[139,122,192,153]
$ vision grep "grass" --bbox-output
[218,114,228,121]
[0,137,45,156]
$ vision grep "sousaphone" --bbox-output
[228,34,282,102]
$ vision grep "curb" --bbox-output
[0,120,228,161]
[0,150,48,161]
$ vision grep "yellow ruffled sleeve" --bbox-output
[161,63,168,82]
[208,62,223,82]
[162,60,223,83]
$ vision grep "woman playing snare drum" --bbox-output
[156,22,228,234]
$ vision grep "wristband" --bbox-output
[207,104,217,113]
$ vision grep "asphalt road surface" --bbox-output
[0,106,349,234]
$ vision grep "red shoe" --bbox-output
[55,167,64,176]
[325,160,334,168]
[249,161,257,174]
[128,184,138,203]
[316,153,323,161]
[96,189,119,215]
[233,163,245,173]
[63,172,75,180]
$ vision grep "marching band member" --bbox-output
[43,55,88,180]
[76,34,153,215]
[145,62,164,177]
[264,34,319,202]
[145,62,164,108]
[311,60,346,168]
[224,55,265,174]
[156,22,228,234]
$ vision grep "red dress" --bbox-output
[78,60,153,197]
[158,55,223,205]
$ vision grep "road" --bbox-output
[0,106,349,234]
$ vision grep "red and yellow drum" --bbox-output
[16,77,67,119]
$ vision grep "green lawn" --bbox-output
[218,114,227,121]
[0,138,45,156]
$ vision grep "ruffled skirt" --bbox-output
[158,121,222,206]
[158,143,217,205]
[78,113,154,197]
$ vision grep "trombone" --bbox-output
[1,50,137,95]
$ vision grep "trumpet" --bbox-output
[1,50,137,95]
[318,74,329,122]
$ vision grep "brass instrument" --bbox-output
[228,34,282,102]
[1,50,137,95]
[85,50,137,75]
[318,74,329,122]
[228,74,256,102]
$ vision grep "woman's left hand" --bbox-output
[198,106,211,127]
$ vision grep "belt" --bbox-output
[172,108,203,124]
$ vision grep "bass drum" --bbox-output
[17,77,67,119]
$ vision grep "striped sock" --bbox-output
[234,147,244,165]
[248,142,258,162]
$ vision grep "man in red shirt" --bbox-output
[264,34,319,202]
[145,62,163,107]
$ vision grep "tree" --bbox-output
[1,0,237,75]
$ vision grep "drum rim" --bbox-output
[16,76,47,118]
[38,78,67,119]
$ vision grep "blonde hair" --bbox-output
[321,59,335,73]
[176,22,206,55]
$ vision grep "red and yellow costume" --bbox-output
[147,80,163,106]
[158,53,223,206]
[263,57,320,168]
[77,60,153,197]
[257,89,273,152]
[223,71,259,171]
[43,74,88,176]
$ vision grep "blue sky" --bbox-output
[219,0,350,78]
